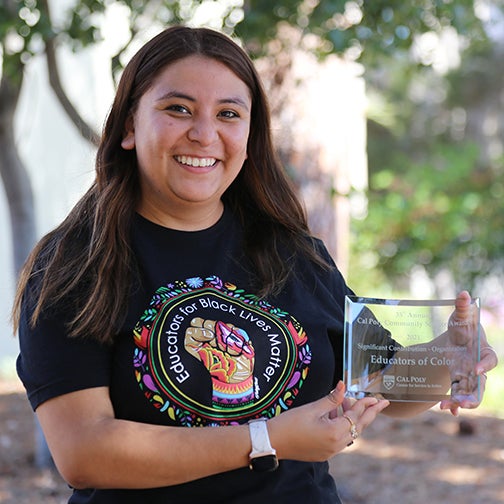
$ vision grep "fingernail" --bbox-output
[336,380,345,392]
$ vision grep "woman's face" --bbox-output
[122,54,251,229]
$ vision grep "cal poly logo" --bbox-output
[383,374,396,390]
[133,276,311,426]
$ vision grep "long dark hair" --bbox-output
[12,26,328,343]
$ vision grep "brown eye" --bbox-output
[219,110,239,119]
[166,104,190,114]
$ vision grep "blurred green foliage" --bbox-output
[352,140,504,293]
[350,19,504,294]
[239,0,488,59]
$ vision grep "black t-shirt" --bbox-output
[17,208,355,503]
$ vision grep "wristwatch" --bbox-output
[248,418,279,472]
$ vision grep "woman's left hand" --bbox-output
[440,291,499,416]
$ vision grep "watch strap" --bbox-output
[248,418,278,471]
[248,418,276,457]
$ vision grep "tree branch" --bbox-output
[39,0,100,146]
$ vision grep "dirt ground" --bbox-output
[1,377,503,504]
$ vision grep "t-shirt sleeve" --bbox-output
[16,295,112,412]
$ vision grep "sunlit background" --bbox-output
[1,0,502,408]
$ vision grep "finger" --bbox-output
[342,396,356,412]
[327,381,346,405]
[347,396,380,416]
[328,387,357,420]
[476,346,499,375]
[441,373,486,413]
[448,291,476,346]
[203,319,216,331]
[440,399,461,416]
[185,327,214,342]
[356,398,390,425]
[452,290,473,322]
[191,317,205,327]
[340,399,389,439]
[345,397,388,425]
[340,414,359,443]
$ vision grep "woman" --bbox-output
[13,26,497,503]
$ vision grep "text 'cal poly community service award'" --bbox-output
[344,296,481,402]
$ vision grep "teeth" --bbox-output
[175,156,217,167]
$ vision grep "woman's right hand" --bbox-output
[267,381,389,462]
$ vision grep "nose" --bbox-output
[187,116,218,145]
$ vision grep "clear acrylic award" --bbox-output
[344,296,481,402]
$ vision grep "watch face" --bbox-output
[249,454,279,472]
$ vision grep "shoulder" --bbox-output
[292,236,351,295]
[309,236,336,264]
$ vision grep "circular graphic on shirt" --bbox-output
[133,275,311,426]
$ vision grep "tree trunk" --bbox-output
[0,64,52,469]
[0,70,36,275]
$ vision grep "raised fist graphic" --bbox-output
[184,317,255,407]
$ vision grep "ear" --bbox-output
[121,115,135,150]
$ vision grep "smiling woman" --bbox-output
[120,54,251,230]
[11,25,497,504]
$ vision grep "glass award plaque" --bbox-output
[344,296,481,402]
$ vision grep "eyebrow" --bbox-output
[155,91,250,111]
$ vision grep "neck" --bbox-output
[137,200,225,231]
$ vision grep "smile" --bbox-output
[175,155,217,167]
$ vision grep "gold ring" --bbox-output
[343,414,359,440]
